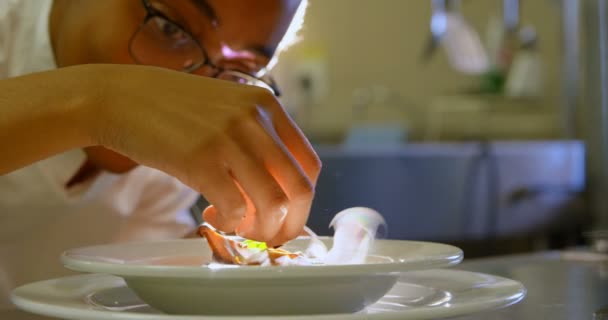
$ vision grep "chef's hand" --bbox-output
[86,64,321,246]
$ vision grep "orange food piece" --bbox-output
[198,225,244,264]
[267,248,300,261]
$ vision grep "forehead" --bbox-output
[203,0,301,51]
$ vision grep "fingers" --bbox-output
[262,97,322,184]
[196,162,247,233]
[221,136,290,241]
[193,88,320,246]
[224,111,314,244]
[266,205,311,247]
[256,97,322,246]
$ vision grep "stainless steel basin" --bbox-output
[193,141,585,243]
[307,141,585,241]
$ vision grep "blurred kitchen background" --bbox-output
[197,0,608,258]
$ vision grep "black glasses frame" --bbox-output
[129,0,281,96]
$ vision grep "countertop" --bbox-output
[450,249,608,319]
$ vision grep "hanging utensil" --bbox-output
[420,0,489,74]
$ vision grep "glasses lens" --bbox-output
[130,16,205,72]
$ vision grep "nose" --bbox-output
[190,42,238,77]
[207,42,258,69]
[219,43,257,60]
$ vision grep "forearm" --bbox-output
[0,66,96,173]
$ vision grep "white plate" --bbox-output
[61,238,463,279]
[59,238,463,315]
[11,270,526,320]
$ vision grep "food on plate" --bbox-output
[197,224,307,266]
[198,207,387,266]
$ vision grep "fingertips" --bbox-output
[266,205,310,248]
[202,204,246,233]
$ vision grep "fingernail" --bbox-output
[276,205,288,224]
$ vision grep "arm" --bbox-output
[0,64,321,246]
[0,66,93,173]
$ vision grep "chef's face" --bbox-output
[55,0,301,76]
[51,0,302,173]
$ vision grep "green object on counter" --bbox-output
[477,68,506,95]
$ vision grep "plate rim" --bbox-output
[60,238,464,279]
[10,270,526,320]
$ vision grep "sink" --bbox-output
[193,141,585,243]
[306,141,585,241]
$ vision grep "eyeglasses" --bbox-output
[128,0,280,96]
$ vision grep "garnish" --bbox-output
[242,239,268,250]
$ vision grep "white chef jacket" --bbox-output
[0,1,200,317]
